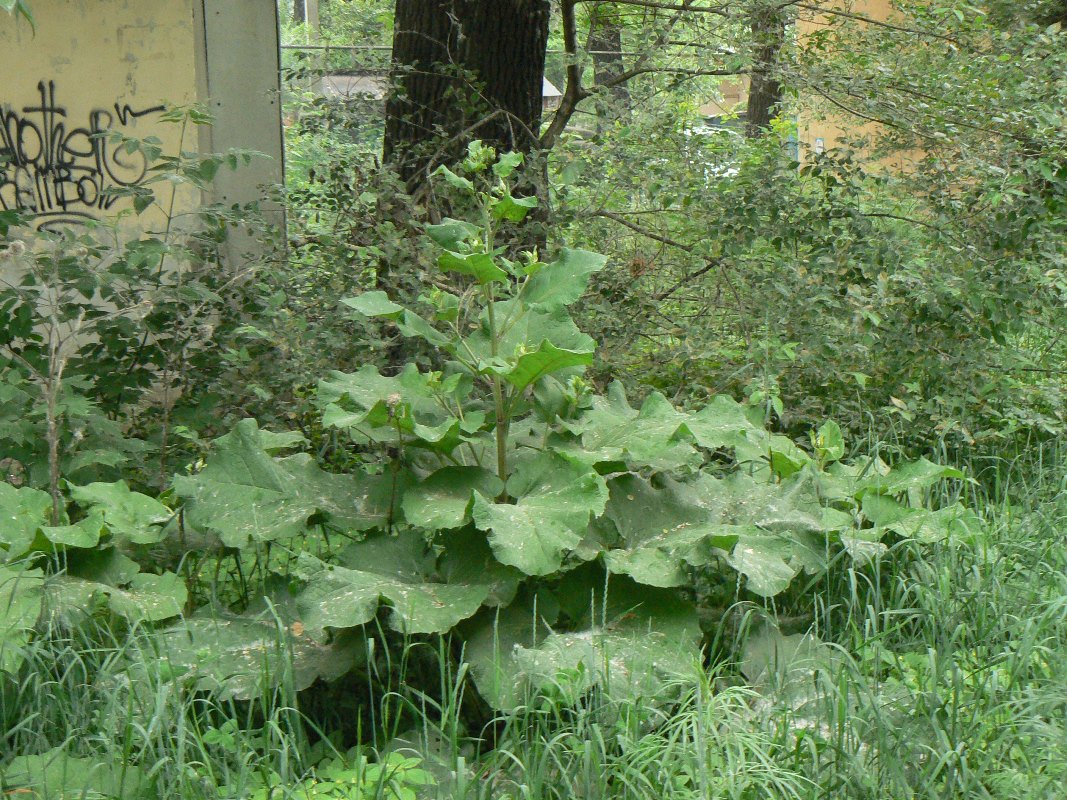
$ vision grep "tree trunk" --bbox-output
[745,2,787,138]
[587,2,629,120]
[384,0,551,184]
[293,0,306,24]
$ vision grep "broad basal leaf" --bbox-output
[464,575,701,710]
[1,748,151,800]
[725,534,804,597]
[0,564,44,674]
[858,457,965,498]
[0,483,51,559]
[49,570,187,622]
[401,467,503,531]
[742,625,840,705]
[38,509,106,549]
[437,527,521,608]
[294,534,501,636]
[156,612,364,700]
[472,453,608,576]
[601,474,740,587]
[685,395,763,451]
[68,480,173,544]
[599,473,830,597]
[880,502,983,544]
[174,419,385,547]
[563,383,701,472]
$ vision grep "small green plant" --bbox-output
[236,750,435,800]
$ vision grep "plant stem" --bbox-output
[45,378,61,525]
[486,288,509,498]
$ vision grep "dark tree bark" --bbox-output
[587,2,629,119]
[293,0,306,23]
[384,0,551,184]
[745,2,787,138]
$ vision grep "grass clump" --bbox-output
[2,445,1063,800]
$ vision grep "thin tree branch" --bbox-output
[541,0,591,150]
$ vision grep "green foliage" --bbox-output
[160,149,978,710]
[238,751,435,800]
[554,3,1066,453]
[1,748,151,799]
[0,106,275,502]
[0,477,185,675]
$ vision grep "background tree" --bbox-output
[383,0,551,185]
[745,0,787,136]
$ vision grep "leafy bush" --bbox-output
[562,118,1065,455]
[157,148,978,710]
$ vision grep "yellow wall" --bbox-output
[0,1,202,230]
[795,0,918,168]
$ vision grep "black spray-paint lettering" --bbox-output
[0,81,164,230]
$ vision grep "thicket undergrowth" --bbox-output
[2,8,1066,790]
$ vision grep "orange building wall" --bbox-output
[795,0,919,168]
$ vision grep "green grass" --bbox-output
[2,449,1064,800]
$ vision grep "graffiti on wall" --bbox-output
[0,81,165,230]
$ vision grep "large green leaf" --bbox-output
[880,502,983,544]
[1,748,151,800]
[496,340,593,392]
[600,474,741,587]
[438,251,508,284]
[472,453,608,576]
[464,576,701,710]
[464,302,596,375]
[401,467,503,531]
[342,290,405,317]
[562,383,702,472]
[741,625,840,702]
[155,612,364,700]
[0,483,51,559]
[0,564,44,674]
[425,218,480,251]
[685,395,763,451]
[342,293,450,347]
[520,248,608,311]
[598,472,830,596]
[173,419,384,547]
[461,592,558,711]
[38,509,106,549]
[437,527,521,609]
[858,457,965,498]
[68,480,173,545]
[491,193,538,222]
[318,364,468,453]
[294,533,506,636]
[725,533,805,597]
[49,570,187,622]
